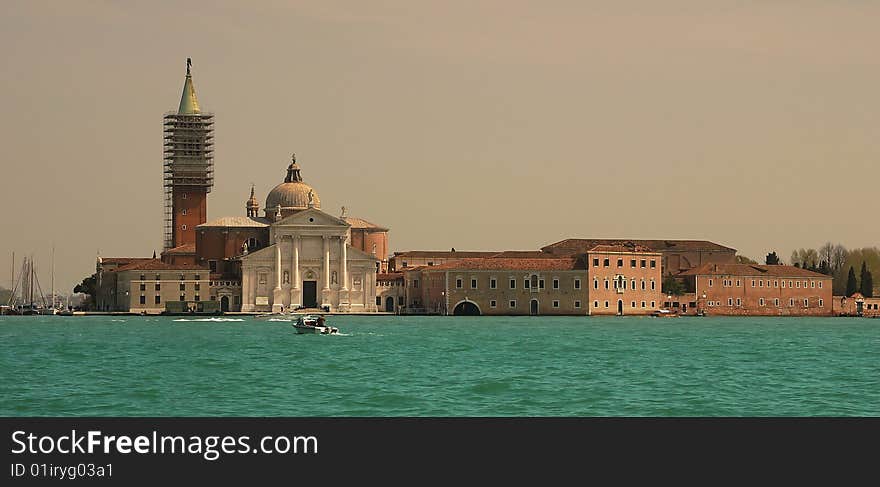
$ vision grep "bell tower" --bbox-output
[163,58,214,250]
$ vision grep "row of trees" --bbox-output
[845,263,874,298]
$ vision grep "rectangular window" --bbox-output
[818,281,823,288]
[376,297,381,306]
[736,280,740,287]
[650,301,655,308]
[640,260,646,268]
[510,279,516,289]
[155,274,161,281]
[398,296,404,306]
[574,279,581,289]
[573,301,581,308]
[796,281,800,288]
[709,279,713,287]
[790,298,795,307]
[140,274,146,281]
[641,280,646,290]
[179,294,185,301]
[803,299,809,307]
[140,295,146,305]
[650,260,656,268]
[810,281,815,288]
[759,298,765,306]
[751,280,755,287]
[155,283,161,291]
[641,301,646,308]
[631,280,636,290]
[490,278,497,289]
[402,261,408,268]
[593,258,599,267]
[819,299,824,307]
[604,301,609,308]
[456,279,462,289]
[617,259,624,267]
[139,283,146,291]
[180,283,186,291]
[631,301,636,308]
[774,298,779,307]
[552,300,560,308]
[155,295,161,305]
[195,295,200,302]
[603,258,610,267]
[471,279,477,289]
[509,300,516,308]
[539,279,545,289]
[782,280,786,288]
[593,301,598,308]
[630,259,636,268]
[728,298,733,306]
[604,280,609,290]
[194,274,200,280]
[759,280,763,287]
[553,279,559,289]
[524,279,530,289]
[195,283,200,291]
[736,298,741,306]
[774,280,778,288]
[651,280,655,290]
[427,262,433,266]
[490,300,497,308]
[413,279,419,288]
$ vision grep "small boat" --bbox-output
[651,309,679,318]
[292,315,339,335]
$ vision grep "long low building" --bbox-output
[399,245,663,316]
[677,263,833,316]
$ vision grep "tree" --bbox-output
[736,255,758,264]
[831,244,848,274]
[0,286,12,305]
[765,252,780,265]
[846,266,858,296]
[73,275,97,310]
[818,242,834,271]
[817,260,831,276]
[860,262,874,298]
[662,275,685,296]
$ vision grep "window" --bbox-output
[650,260,656,268]
[182,209,187,216]
[640,260,646,268]
[630,259,636,268]
[803,299,809,307]
[790,298,795,307]
[641,280,646,290]
[427,262,433,266]
[209,261,217,273]
[650,301,655,308]
[509,300,516,308]
[774,298,780,307]
[140,274,145,281]
[574,279,581,289]
[641,301,646,308]
[510,279,516,289]
[604,301,609,308]
[575,301,581,308]
[456,279,462,289]
[376,297,382,306]
[539,279,545,289]
[819,299,824,307]
[553,279,559,289]
[155,295,161,304]
[818,281,823,288]
[604,279,609,290]
[182,193,187,199]
[593,258,599,267]
[139,283,146,291]
[413,279,419,288]
[617,259,623,267]
[398,296,404,306]
[155,283,161,291]
[402,261,408,268]
[552,300,560,308]
[179,294,185,301]
[179,283,186,291]
[524,279,530,289]
[593,301,599,308]
[630,279,636,290]
[759,298,765,306]
[782,280,786,288]
[651,280,655,290]
[631,301,636,308]
[181,225,187,230]
[140,295,146,305]
[155,274,161,280]
[194,274,200,280]
[774,280,778,288]
[531,275,539,289]
[759,280,763,287]
[195,295,200,302]
[810,281,815,288]
[490,278,497,289]
[471,279,477,289]
[490,300,497,308]
[195,283,200,291]
[258,273,266,285]
[603,258,610,267]
[709,279,713,287]
[728,298,733,306]
[751,280,756,287]
[736,280,741,287]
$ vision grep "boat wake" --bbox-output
[173,318,245,322]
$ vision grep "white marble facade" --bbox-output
[240,208,379,313]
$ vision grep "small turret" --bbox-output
[246,184,260,217]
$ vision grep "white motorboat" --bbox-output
[292,315,339,335]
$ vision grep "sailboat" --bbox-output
[6,255,52,315]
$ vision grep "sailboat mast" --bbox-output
[10,251,13,297]
[51,245,55,309]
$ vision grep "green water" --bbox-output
[1,315,877,416]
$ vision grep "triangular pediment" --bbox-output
[348,245,380,262]
[274,208,350,228]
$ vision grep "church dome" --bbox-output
[265,155,320,215]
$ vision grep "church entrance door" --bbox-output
[303,281,318,308]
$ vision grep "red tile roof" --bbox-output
[344,217,389,231]
[393,251,500,258]
[100,257,154,265]
[162,243,196,255]
[419,257,585,271]
[679,263,830,279]
[377,272,404,281]
[588,244,657,254]
[542,239,736,254]
[111,259,209,273]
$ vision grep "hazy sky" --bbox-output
[1,0,878,293]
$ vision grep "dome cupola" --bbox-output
[265,154,320,218]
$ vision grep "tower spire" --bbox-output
[178,57,200,114]
[285,153,303,183]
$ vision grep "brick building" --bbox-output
[677,263,833,316]
[541,239,736,275]
[585,245,663,316]
[832,293,880,317]
[95,258,211,313]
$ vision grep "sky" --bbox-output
[1,0,878,293]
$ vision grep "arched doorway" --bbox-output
[617,300,623,316]
[385,296,394,312]
[530,299,539,315]
[220,296,230,312]
[452,301,481,316]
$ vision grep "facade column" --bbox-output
[340,236,348,290]
[322,236,330,290]
[272,236,283,313]
[290,235,301,308]
[241,270,251,312]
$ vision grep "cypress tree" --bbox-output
[846,266,858,296]
[860,262,873,298]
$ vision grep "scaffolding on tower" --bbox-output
[162,111,214,250]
